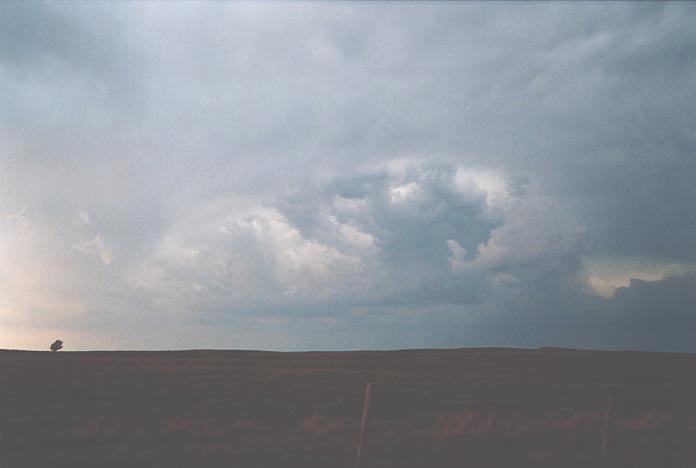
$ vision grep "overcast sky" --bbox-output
[1,2,695,351]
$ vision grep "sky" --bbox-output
[1,2,695,352]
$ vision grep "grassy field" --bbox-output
[1,348,695,467]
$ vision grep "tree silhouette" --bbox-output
[50,340,63,352]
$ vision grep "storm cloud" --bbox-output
[1,2,695,351]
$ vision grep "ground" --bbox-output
[1,348,694,468]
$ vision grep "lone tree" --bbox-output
[50,340,63,352]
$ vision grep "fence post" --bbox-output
[602,393,614,459]
[356,382,373,468]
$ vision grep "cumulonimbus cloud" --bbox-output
[132,161,558,311]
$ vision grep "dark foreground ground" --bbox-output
[1,348,695,468]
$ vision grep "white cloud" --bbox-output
[73,233,113,265]
[447,239,467,273]
[583,256,696,298]
[133,204,375,309]
[333,218,376,249]
[333,195,369,215]
[452,193,586,274]
[72,210,113,265]
[75,210,94,226]
[389,181,422,204]
[454,168,511,213]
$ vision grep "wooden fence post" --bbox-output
[356,382,374,468]
[602,393,614,459]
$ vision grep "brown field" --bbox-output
[1,348,695,468]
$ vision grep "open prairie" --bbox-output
[2,348,695,468]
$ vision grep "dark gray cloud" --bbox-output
[472,271,696,353]
[0,2,695,351]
